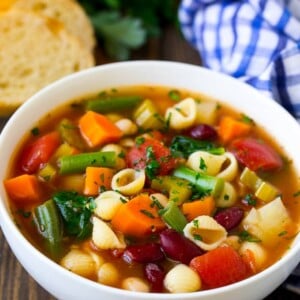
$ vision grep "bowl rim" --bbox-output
[0,60,300,299]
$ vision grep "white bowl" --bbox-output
[0,61,300,300]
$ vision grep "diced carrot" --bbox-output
[4,174,41,204]
[83,167,114,196]
[218,116,252,143]
[190,246,250,289]
[79,111,123,147]
[182,196,215,221]
[111,194,166,237]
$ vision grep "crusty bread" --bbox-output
[10,0,96,52]
[0,10,95,115]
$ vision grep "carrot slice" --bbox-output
[4,174,41,204]
[79,111,123,147]
[182,196,215,221]
[111,194,166,237]
[218,116,252,143]
[83,167,114,196]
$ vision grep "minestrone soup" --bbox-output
[4,86,300,293]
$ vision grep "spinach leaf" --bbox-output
[53,191,95,240]
[170,136,225,158]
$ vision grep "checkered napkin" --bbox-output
[178,0,300,121]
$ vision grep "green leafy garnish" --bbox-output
[238,230,261,243]
[53,191,95,240]
[170,136,225,158]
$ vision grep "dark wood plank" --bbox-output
[0,26,297,300]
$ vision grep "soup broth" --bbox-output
[4,86,300,293]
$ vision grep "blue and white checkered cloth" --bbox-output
[178,0,300,121]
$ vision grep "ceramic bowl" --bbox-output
[0,61,300,300]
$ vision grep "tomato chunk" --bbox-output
[230,138,283,171]
[126,137,176,177]
[190,246,250,289]
[20,131,61,173]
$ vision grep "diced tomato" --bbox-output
[20,131,61,174]
[190,246,250,289]
[230,137,283,171]
[126,137,176,177]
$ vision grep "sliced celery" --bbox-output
[58,118,86,150]
[133,99,164,130]
[240,167,262,190]
[160,201,187,232]
[255,181,279,203]
[173,166,224,198]
[38,163,57,182]
[151,176,192,205]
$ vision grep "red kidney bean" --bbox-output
[122,242,165,264]
[184,124,218,140]
[214,207,244,231]
[144,263,165,292]
[159,229,204,264]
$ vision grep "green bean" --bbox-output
[86,96,142,113]
[33,199,62,260]
[58,151,116,174]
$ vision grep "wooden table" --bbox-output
[0,26,299,300]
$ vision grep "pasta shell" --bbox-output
[183,215,227,251]
[111,168,145,196]
[94,191,127,221]
[186,150,227,175]
[216,152,238,182]
[165,97,197,130]
[215,182,237,208]
[92,216,126,249]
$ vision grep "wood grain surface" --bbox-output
[0,26,299,300]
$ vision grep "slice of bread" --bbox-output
[0,10,95,115]
[10,0,96,52]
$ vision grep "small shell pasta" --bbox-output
[165,97,197,130]
[94,191,127,221]
[215,182,237,208]
[92,216,125,249]
[60,249,96,278]
[111,169,145,195]
[186,151,227,175]
[216,152,238,182]
[186,151,238,182]
[183,215,227,251]
[164,264,201,293]
[239,241,267,271]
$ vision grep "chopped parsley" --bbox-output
[140,209,155,219]
[238,230,261,243]
[168,89,181,101]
